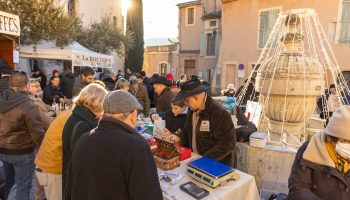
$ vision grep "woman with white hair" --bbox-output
[114,78,130,92]
[60,83,107,200]
[222,83,236,97]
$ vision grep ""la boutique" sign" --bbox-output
[0,11,20,37]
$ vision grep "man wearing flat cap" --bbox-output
[150,75,176,112]
[67,90,162,200]
[165,78,236,166]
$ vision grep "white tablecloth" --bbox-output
[158,154,260,200]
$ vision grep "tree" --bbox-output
[125,0,144,72]
[77,14,135,55]
[0,0,82,47]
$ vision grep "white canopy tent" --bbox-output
[19,40,113,69]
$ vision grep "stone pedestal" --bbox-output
[236,142,297,193]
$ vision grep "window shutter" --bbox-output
[340,0,350,43]
[259,11,268,48]
[200,32,206,57]
[215,31,221,56]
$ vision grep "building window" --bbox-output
[339,0,350,43]
[68,0,74,12]
[258,8,280,48]
[209,20,217,27]
[206,33,216,56]
[113,16,118,26]
[186,7,195,26]
[185,60,196,69]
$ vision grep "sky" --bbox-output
[142,0,189,39]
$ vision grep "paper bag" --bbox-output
[153,117,165,137]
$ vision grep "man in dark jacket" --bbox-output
[288,105,350,200]
[130,79,150,117]
[150,75,176,112]
[72,67,96,97]
[167,79,236,166]
[0,72,45,199]
[0,65,12,94]
[101,72,116,91]
[59,65,75,99]
[235,78,259,106]
[66,90,162,200]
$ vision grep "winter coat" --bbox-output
[288,132,350,200]
[66,117,163,200]
[180,96,237,166]
[62,105,98,196]
[154,109,187,134]
[0,89,44,154]
[327,94,341,112]
[72,76,88,97]
[0,75,10,94]
[222,90,236,97]
[156,87,176,112]
[130,84,150,117]
[102,77,115,91]
[60,71,75,99]
[43,84,64,106]
[235,83,259,106]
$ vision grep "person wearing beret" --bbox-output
[164,78,237,167]
[150,75,176,112]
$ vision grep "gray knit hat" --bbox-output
[103,90,143,114]
[326,105,350,141]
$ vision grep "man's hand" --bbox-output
[151,114,160,121]
[165,134,180,143]
[161,128,171,139]
[59,98,65,103]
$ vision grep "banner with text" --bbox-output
[0,11,20,37]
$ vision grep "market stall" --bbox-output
[0,11,20,70]
[159,153,260,200]
[137,118,260,200]
[19,40,113,70]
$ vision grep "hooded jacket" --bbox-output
[288,132,350,200]
[0,89,44,154]
[180,96,236,166]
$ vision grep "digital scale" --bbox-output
[186,157,240,188]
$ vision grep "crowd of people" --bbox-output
[0,63,350,200]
